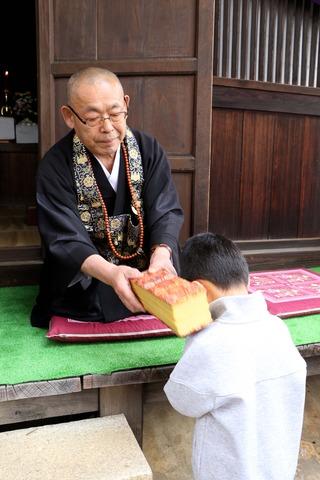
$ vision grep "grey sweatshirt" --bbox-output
[164,291,306,480]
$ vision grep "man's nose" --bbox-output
[100,117,113,131]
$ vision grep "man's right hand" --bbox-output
[108,264,145,312]
[81,254,145,313]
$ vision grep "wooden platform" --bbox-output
[0,365,174,445]
[1,345,320,446]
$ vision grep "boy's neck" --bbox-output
[197,279,248,303]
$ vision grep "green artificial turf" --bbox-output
[0,285,185,385]
[0,266,319,385]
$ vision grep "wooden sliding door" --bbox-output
[36,0,215,243]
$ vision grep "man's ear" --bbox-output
[124,95,130,109]
[60,105,75,129]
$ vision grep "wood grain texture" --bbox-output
[239,111,275,239]
[121,76,195,155]
[53,0,97,61]
[83,366,174,390]
[1,378,81,403]
[210,109,243,237]
[0,389,98,425]
[269,114,304,238]
[0,150,38,204]
[299,117,320,237]
[213,86,320,116]
[97,0,196,59]
[193,0,215,233]
[52,58,198,76]
[213,77,320,97]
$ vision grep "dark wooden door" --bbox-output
[36,0,214,244]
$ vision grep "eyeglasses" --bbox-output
[67,105,128,127]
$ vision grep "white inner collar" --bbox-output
[95,145,121,192]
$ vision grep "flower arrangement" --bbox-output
[12,91,37,124]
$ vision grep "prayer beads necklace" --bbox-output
[92,142,144,260]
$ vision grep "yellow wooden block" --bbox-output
[131,269,212,337]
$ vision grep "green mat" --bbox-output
[1,267,320,386]
[0,285,185,385]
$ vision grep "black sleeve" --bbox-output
[36,142,98,288]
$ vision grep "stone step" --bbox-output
[0,414,153,480]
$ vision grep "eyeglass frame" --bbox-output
[67,104,128,127]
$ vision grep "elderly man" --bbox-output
[31,67,183,327]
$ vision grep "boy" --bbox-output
[164,233,306,480]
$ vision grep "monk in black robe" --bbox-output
[31,67,184,327]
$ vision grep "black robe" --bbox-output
[31,128,184,327]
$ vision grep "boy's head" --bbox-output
[180,232,249,301]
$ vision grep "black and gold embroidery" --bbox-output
[72,127,147,268]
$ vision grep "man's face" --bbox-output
[65,78,129,161]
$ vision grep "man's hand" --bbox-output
[148,245,177,275]
[109,265,145,312]
[81,254,145,313]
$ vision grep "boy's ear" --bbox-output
[196,279,222,303]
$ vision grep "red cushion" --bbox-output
[46,314,174,342]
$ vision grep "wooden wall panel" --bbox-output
[172,173,192,244]
[120,76,194,155]
[211,83,320,241]
[209,109,243,238]
[269,114,304,238]
[53,0,97,60]
[0,148,38,204]
[97,0,196,58]
[239,112,275,239]
[299,116,320,237]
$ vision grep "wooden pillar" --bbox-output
[99,384,143,445]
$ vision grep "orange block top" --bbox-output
[132,269,205,305]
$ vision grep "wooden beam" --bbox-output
[83,366,174,390]
[51,58,198,77]
[213,77,320,97]
[298,344,320,359]
[1,378,81,403]
[168,155,195,172]
[193,0,215,233]
[213,86,320,116]
[0,389,98,425]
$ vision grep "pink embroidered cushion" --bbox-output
[248,268,320,318]
[46,314,174,342]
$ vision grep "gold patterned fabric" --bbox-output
[72,127,147,268]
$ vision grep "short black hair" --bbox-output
[180,232,249,289]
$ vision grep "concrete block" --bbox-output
[0,414,152,480]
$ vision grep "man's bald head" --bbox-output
[67,67,123,104]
